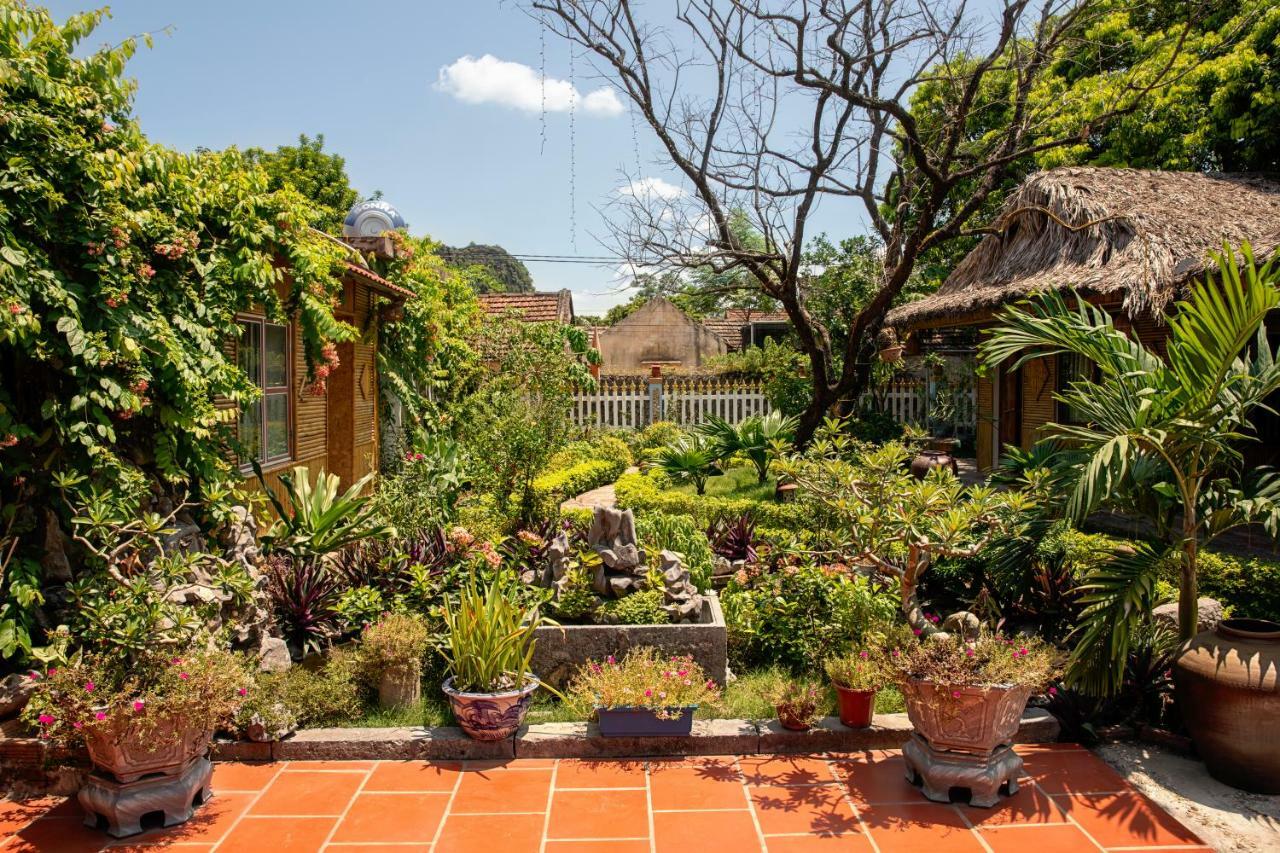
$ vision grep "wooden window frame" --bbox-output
[235,314,293,472]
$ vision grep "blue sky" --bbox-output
[46,1,871,313]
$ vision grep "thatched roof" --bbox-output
[886,168,1280,329]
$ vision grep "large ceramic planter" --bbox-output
[378,663,422,709]
[83,714,213,784]
[1175,617,1280,793]
[833,685,877,728]
[901,679,1031,753]
[443,675,539,741]
[596,706,696,737]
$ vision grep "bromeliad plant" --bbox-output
[777,442,1035,635]
[256,465,394,561]
[706,513,759,565]
[980,243,1280,695]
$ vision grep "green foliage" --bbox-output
[628,421,685,455]
[257,466,394,561]
[698,411,797,483]
[1192,551,1280,624]
[982,244,1280,692]
[706,339,813,417]
[532,458,627,516]
[643,435,722,495]
[0,492,42,662]
[0,6,355,526]
[888,632,1057,691]
[550,566,598,621]
[636,512,715,592]
[566,648,719,714]
[438,243,534,293]
[240,649,364,729]
[439,570,550,693]
[244,134,360,233]
[825,650,890,692]
[599,588,670,625]
[357,612,432,674]
[373,436,468,535]
[615,469,807,531]
[722,563,899,674]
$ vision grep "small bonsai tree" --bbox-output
[776,442,1035,635]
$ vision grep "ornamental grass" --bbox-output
[567,647,720,715]
[887,632,1057,690]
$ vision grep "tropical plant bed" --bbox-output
[529,592,728,688]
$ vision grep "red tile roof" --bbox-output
[477,290,575,324]
[343,261,416,300]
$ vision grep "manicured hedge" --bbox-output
[533,456,628,514]
[613,470,810,530]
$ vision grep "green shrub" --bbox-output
[615,469,808,530]
[1179,551,1280,623]
[636,512,716,591]
[722,564,898,673]
[630,421,685,455]
[599,588,670,625]
[532,457,628,514]
[241,648,365,729]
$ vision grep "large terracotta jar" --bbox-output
[901,679,1031,753]
[1175,618,1280,793]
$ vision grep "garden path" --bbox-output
[561,466,638,513]
[0,745,1209,851]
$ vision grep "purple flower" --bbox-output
[238,688,248,697]
[1048,687,1058,696]
[178,672,189,681]
[859,651,869,659]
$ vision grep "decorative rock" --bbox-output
[1153,597,1223,634]
[0,673,36,720]
[223,506,260,570]
[942,611,980,641]
[257,636,292,672]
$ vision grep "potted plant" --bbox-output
[888,632,1055,806]
[24,646,250,783]
[568,648,719,737]
[358,613,432,709]
[439,571,553,741]
[825,650,885,728]
[876,328,905,363]
[772,680,823,731]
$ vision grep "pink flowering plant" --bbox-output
[21,646,252,748]
[824,648,890,692]
[886,632,1056,691]
[567,647,719,719]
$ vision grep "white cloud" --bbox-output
[435,54,624,117]
[617,176,686,201]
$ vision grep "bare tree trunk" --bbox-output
[1179,507,1199,642]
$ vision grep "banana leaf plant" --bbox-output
[254,463,395,562]
[980,243,1280,695]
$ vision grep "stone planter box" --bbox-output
[531,592,728,688]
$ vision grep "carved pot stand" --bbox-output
[78,718,215,837]
[900,680,1032,808]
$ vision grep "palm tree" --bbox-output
[698,411,798,483]
[980,244,1280,694]
[644,435,722,495]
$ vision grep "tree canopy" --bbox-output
[244,134,362,233]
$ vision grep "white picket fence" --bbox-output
[864,375,977,432]
[572,375,770,428]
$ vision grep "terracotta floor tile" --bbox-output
[0,798,62,835]
[450,767,553,814]
[554,759,647,789]
[433,812,545,852]
[750,784,862,838]
[653,808,761,852]
[1022,751,1130,795]
[978,824,1100,852]
[100,791,254,847]
[835,754,921,805]
[860,803,986,853]
[329,792,448,844]
[249,770,365,816]
[363,761,461,792]
[959,782,1065,826]
[546,788,649,840]
[766,834,876,851]
[325,846,431,853]
[649,758,747,810]
[740,755,835,787]
[211,762,282,792]
[545,842,651,852]
[460,758,557,771]
[217,816,337,853]
[6,817,108,853]
[1053,791,1204,848]
[106,845,213,852]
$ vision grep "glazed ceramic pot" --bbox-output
[596,706,696,737]
[378,663,422,709]
[1175,618,1280,793]
[901,679,1031,753]
[443,675,539,741]
[83,714,213,784]
[833,685,877,728]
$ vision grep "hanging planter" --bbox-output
[878,343,905,363]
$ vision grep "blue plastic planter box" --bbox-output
[595,706,696,737]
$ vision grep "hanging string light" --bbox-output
[539,17,547,156]
[568,43,578,252]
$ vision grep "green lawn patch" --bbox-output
[670,465,777,502]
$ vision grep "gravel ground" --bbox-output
[1094,742,1280,852]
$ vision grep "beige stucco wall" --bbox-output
[597,297,727,373]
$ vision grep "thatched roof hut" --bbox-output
[887,168,1280,330]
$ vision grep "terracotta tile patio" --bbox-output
[0,744,1206,852]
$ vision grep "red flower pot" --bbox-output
[834,685,877,728]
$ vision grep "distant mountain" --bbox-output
[439,243,534,293]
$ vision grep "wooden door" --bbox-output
[325,337,356,486]
[998,363,1022,455]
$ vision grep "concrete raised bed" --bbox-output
[530,591,728,688]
